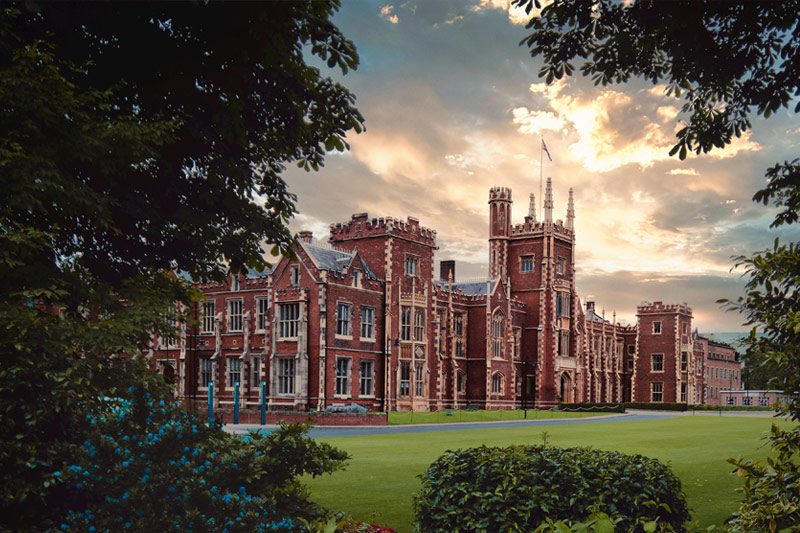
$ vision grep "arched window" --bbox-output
[492,310,505,358]
[456,370,466,393]
[491,372,504,394]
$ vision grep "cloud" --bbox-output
[668,168,699,175]
[471,0,540,25]
[445,15,464,24]
[380,5,399,23]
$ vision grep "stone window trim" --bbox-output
[456,370,466,394]
[335,301,353,339]
[360,306,376,341]
[335,356,352,398]
[200,300,216,335]
[404,254,419,277]
[225,356,243,391]
[651,382,663,403]
[651,353,664,373]
[277,302,300,341]
[653,321,662,335]
[255,297,269,332]
[491,372,504,395]
[289,264,300,286]
[277,357,296,396]
[199,357,213,390]
[352,269,361,288]
[226,298,244,333]
[556,256,566,275]
[520,254,534,273]
[250,356,263,391]
[359,359,375,397]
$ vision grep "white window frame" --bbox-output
[227,298,243,333]
[199,357,213,389]
[759,396,770,407]
[255,297,269,332]
[556,257,565,275]
[352,269,361,288]
[335,357,351,397]
[226,357,242,390]
[360,306,375,341]
[290,264,300,286]
[277,358,296,395]
[278,303,300,340]
[556,293,570,317]
[336,302,352,338]
[359,359,374,397]
[651,382,663,402]
[652,353,664,372]
[653,321,662,335]
[200,301,216,334]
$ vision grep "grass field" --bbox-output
[304,415,792,532]
[387,409,603,425]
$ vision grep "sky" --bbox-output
[279,0,797,333]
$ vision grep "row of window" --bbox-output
[200,299,270,334]
[706,366,739,382]
[400,307,425,342]
[336,303,376,340]
[200,356,376,397]
[649,352,691,373]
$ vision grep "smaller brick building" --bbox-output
[693,335,741,405]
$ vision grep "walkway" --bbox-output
[223,409,777,438]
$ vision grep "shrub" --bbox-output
[52,383,348,532]
[413,445,690,532]
[727,423,800,531]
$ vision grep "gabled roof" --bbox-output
[300,240,380,280]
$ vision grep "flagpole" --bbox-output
[540,134,543,216]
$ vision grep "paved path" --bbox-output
[222,409,777,438]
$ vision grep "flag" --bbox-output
[542,138,552,162]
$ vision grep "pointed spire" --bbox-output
[566,188,575,230]
[528,193,537,221]
[544,177,553,223]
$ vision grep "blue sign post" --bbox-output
[233,381,240,425]
[208,380,213,422]
[260,381,266,425]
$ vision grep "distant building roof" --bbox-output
[435,279,496,296]
[302,240,379,280]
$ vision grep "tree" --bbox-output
[515,0,800,160]
[514,2,800,530]
[514,0,800,420]
[0,2,363,530]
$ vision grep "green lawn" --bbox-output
[387,409,603,425]
[304,416,793,532]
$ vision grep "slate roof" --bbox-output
[302,240,380,280]
[435,279,497,296]
[246,266,272,277]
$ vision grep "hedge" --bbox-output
[414,445,690,532]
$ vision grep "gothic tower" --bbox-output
[488,187,512,280]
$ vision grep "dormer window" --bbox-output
[290,264,300,286]
[353,269,361,288]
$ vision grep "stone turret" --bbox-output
[566,188,575,231]
[544,177,553,223]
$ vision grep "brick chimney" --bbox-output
[440,260,455,281]
[298,231,313,243]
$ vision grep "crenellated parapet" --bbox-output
[489,186,512,202]
[637,301,692,315]
[329,213,437,247]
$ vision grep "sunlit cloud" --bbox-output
[380,5,399,23]
[668,168,699,175]
[471,0,541,25]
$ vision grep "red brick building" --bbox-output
[151,183,738,411]
[693,335,741,405]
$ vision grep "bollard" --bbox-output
[208,380,214,422]
[234,381,240,425]
[260,381,266,425]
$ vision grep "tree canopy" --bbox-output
[515,0,800,159]
[0,2,363,530]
